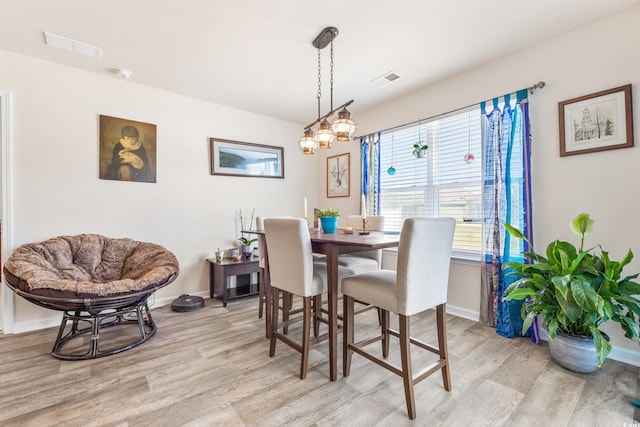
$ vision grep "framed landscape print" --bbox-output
[559,84,634,156]
[99,115,157,183]
[327,153,350,197]
[210,138,284,178]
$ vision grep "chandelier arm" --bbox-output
[304,99,354,131]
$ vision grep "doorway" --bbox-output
[0,91,14,334]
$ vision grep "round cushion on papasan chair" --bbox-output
[3,234,180,360]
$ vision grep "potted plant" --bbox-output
[316,208,340,233]
[503,213,640,373]
[412,143,428,158]
[237,208,256,259]
[238,236,257,259]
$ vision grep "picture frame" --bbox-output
[210,138,284,178]
[327,153,350,197]
[99,115,157,183]
[559,84,634,156]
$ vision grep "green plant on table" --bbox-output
[236,208,256,246]
[238,236,257,246]
[316,208,340,217]
[503,213,640,365]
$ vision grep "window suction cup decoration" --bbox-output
[387,135,396,176]
[412,118,428,158]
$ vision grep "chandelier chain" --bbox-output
[330,41,334,111]
[316,48,322,120]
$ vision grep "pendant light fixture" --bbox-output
[298,27,357,155]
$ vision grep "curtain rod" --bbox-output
[358,81,546,137]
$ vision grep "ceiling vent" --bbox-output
[371,71,400,87]
[43,31,102,59]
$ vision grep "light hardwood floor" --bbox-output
[0,295,638,426]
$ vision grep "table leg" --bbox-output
[326,244,339,381]
[263,240,273,339]
[264,262,272,338]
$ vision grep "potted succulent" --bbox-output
[316,208,340,233]
[503,213,640,372]
[412,143,428,158]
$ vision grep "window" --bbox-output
[378,107,482,258]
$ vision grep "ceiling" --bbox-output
[1,0,639,126]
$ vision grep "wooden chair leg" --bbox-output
[269,287,279,357]
[399,314,416,420]
[437,304,451,391]
[258,267,265,319]
[283,291,291,335]
[381,309,390,358]
[313,295,321,337]
[343,295,354,376]
[300,297,312,379]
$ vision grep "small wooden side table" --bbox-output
[207,257,260,306]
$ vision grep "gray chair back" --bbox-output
[264,218,322,297]
[396,217,455,315]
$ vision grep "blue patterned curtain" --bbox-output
[480,89,535,340]
[360,132,380,215]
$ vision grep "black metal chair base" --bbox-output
[52,300,156,360]
[4,273,178,360]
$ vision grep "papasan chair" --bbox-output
[3,234,179,360]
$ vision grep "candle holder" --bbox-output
[359,218,370,235]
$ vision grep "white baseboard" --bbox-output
[446,304,479,322]
[608,346,640,367]
[152,290,210,309]
[12,313,61,334]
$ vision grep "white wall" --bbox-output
[345,6,640,365]
[0,50,319,331]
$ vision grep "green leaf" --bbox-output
[620,315,640,340]
[620,249,634,268]
[570,276,600,313]
[503,287,535,301]
[551,275,570,299]
[588,325,612,366]
[547,319,559,338]
[557,290,583,323]
[504,223,526,241]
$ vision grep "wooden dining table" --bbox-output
[249,227,400,381]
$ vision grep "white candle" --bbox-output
[361,194,367,219]
[304,197,308,219]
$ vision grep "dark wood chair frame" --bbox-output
[343,297,451,419]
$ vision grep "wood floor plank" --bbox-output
[0,296,637,426]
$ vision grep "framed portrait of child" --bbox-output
[99,115,157,183]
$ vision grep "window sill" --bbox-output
[382,247,481,266]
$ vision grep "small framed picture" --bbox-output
[327,153,350,198]
[559,84,634,156]
[210,138,284,178]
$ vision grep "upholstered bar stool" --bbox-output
[337,215,385,273]
[265,218,355,379]
[342,217,456,419]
